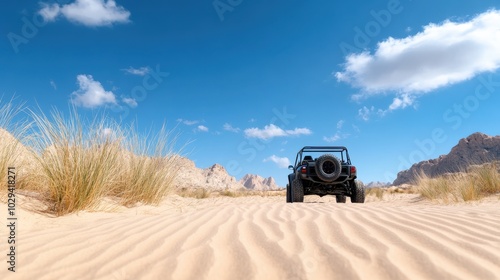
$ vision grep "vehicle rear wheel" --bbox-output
[336,195,346,203]
[350,180,365,203]
[315,154,342,182]
[286,184,292,203]
[292,179,304,203]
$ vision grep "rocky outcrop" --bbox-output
[174,158,245,190]
[393,132,500,185]
[174,157,281,191]
[239,174,280,190]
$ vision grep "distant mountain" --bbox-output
[393,132,500,185]
[174,157,281,191]
[239,174,281,191]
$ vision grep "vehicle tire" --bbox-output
[292,179,304,203]
[350,180,365,203]
[286,184,292,203]
[336,195,346,203]
[315,154,342,182]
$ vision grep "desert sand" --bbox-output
[1,193,500,280]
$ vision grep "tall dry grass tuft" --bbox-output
[29,108,123,215]
[113,124,180,206]
[366,187,384,199]
[0,98,32,191]
[414,163,500,202]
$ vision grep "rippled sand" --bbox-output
[1,194,500,280]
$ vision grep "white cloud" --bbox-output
[177,119,199,126]
[336,120,344,129]
[71,74,117,108]
[50,80,57,90]
[122,66,150,76]
[244,124,312,140]
[122,97,138,107]
[336,9,500,109]
[39,0,131,27]
[323,134,341,143]
[388,94,414,111]
[263,155,291,168]
[197,125,209,132]
[358,106,386,121]
[223,123,240,133]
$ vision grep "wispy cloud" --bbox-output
[358,106,386,121]
[336,9,500,111]
[244,124,312,140]
[71,74,117,108]
[336,120,344,129]
[263,155,291,168]
[39,0,131,27]
[122,66,150,76]
[122,97,138,107]
[177,119,200,126]
[223,123,240,133]
[50,80,57,90]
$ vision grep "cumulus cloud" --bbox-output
[263,155,291,168]
[244,124,312,140]
[122,66,150,76]
[197,125,209,132]
[223,123,240,133]
[336,9,500,109]
[39,0,131,27]
[71,74,117,108]
[122,97,138,107]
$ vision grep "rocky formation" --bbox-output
[239,174,280,191]
[393,132,500,185]
[174,158,245,190]
[174,157,281,191]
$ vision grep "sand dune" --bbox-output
[1,194,500,280]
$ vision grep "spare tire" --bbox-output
[315,154,341,182]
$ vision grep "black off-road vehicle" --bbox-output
[286,146,365,203]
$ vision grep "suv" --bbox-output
[286,146,365,203]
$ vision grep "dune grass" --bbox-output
[176,187,211,199]
[112,124,180,206]
[366,187,385,199]
[414,163,500,202]
[0,98,31,191]
[24,107,181,215]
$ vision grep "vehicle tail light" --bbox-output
[351,166,357,174]
[301,166,307,174]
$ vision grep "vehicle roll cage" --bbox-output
[292,146,352,167]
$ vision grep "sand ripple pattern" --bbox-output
[2,197,500,280]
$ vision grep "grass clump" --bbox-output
[0,98,31,191]
[112,124,180,206]
[176,188,211,199]
[28,107,180,215]
[366,187,384,199]
[30,108,123,215]
[414,163,500,202]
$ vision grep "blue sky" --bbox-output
[2,0,500,186]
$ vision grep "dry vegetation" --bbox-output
[1,101,181,215]
[414,163,500,202]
